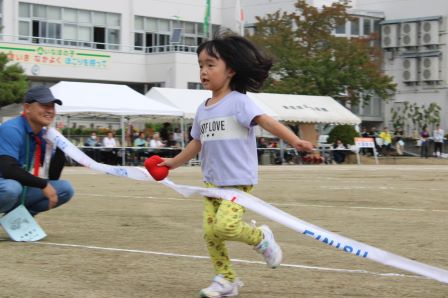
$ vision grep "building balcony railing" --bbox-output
[0,34,198,54]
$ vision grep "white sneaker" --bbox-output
[199,275,243,298]
[254,225,283,268]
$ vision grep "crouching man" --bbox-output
[0,86,74,216]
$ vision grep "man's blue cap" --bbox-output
[24,86,63,105]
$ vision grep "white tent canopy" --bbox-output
[50,82,184,165]
[146,87,360,125]
[146,87,211,119]
[248,93,361,125]
[146,87,280,119]
[51,81,183,117]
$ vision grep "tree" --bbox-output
[0,52,29,108]
[327,124,358,145]
[249,0,396,106]
[391,101,441,134]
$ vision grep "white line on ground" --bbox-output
[272,203,448,213]
[320,185,445,191]
[34,241,423,281]
[84,193,187,201]
[62,165,448,176]
[77,193,448,213]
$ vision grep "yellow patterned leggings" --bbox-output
[203,183,263,282]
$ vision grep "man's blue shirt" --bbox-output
[0,115,45,172]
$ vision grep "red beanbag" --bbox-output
[144,155,169,181]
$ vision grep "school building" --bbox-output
[1,0,447,131]
[356,0,448,132]
[0,0,245,93]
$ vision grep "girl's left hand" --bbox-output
[157,157,178,169]
[294,140,313,152]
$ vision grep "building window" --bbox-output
[78,26,92,47]
[107,28,119,49]
[188,82,203,90]
[134,16,204,53]
[148,82,165,89]
[33,4,46,18]
[363,18,372,36]
[350,18,360,36]
[93,11,106,26]
[18,2,121,50]
[64,8,77,22]
[19,2,30,17]
[31,20,62,44]
[184,36,196,46]
[107,13,120,27]
[135,16,144,30]
[158,19,170,32]
[145,17,157,31]
[335,22,346,34]
[78,10,91,23]
[19,21,30,40]
[47,6,62,20]
[184,22,195,34]
[351,103,360,115]
[367,97,382,117]
[134,32,143,51]
[171,28,183,43]
[373,19,381,33]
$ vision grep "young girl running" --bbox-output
[160,33,313,297]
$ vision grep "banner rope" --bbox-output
[44,128,448,284]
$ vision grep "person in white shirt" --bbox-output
[149,132,164,148]
[172,128,183,147]
[102,131,118,164]
[332,138,347,164]
[433,124,445,157]
[103,131,117,148]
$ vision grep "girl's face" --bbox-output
[198,50,234,93]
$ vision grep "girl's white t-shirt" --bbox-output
[191,91,264,186]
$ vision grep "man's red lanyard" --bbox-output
[21,113,42,177]
[33,135,41,176]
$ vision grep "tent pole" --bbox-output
[67,116,71,140]
[180,117,185,149]
[121,116,125,166]
[279,139,284,165]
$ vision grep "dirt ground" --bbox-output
[1,163,447,298]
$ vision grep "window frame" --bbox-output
[350,18,360,36]
[363,18,372,36]
[18,3,121,50]
[134,15,204,53]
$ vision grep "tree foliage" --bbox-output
[390,101,441,132]
[249,0,396,106]
[0,53,29,107]
[327,124,358,145]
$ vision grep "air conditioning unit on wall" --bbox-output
[420,57,439,81]
[381,24,398,48]
[420,20,439,46]
[402,58,418,82]
[400,22,418,47]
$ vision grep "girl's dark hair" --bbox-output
[196,33,273,93]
